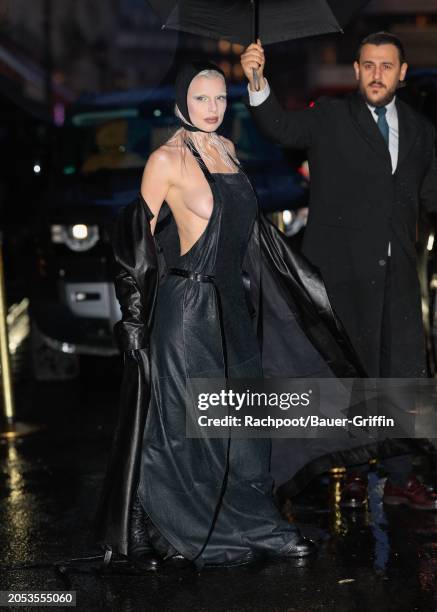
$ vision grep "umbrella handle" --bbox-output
[252,68,260,92]
[251,0,259,91]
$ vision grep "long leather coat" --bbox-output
[91,193,416,556]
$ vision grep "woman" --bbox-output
[92,62,366,570]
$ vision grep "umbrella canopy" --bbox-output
[147,0,369,47]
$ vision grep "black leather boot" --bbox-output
[143,512,192,567]
[274,532,317,558]
[129,495,161,571]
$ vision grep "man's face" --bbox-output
[354,43,408,106]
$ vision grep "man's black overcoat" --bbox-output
[249,90,437,376]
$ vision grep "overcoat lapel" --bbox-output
[348,91,392,172]
[395,98,419,170]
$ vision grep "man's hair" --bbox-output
[357,31,406,64]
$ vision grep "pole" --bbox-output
[0,232,14,429]
[0,232,42,439]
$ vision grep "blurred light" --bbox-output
[232,43,244,55]
[72,108,138,127]
[63,166,76,175]
[153,109,162,117]
[322,45,337,64]
[417,15,430,27]
[37,257,47,277]
[309,101,315,108]
[330,467,346,475]
[427,233,434,251]
[232,63,244,80]
[54,102,65,126]
[61,342,75,354]
[51,224,99,251]
[218,39,232,53]
[33,164,41,174]
[218,61,231,78]
[282,210,293,225]
[5,443,27,528]
[51,225,63,243]
[7,299,30,354]
[72,224,88,240]
[68,225,98,250]
[298,161,310,180]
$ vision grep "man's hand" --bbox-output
[241,39,266,92]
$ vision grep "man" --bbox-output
[241,32,437,509]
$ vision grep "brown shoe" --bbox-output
[340,473,367,509]
[383,476,437,510]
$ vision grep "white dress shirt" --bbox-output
[367,97,399,257]
[247,79,271,107]
[366,96,399,174]
[248,81,399,257]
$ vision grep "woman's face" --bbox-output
[186,74,227,132]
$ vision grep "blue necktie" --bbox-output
[374,106,389,146]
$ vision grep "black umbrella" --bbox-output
[147,0,369,47]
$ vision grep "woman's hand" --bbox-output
[240,39,266,92]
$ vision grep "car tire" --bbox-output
[30,323,80,381]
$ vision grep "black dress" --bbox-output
[136,143,300,567]
[92,139,395,560]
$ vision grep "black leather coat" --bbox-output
[91,193,414,556]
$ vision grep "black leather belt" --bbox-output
[168,267,215,283]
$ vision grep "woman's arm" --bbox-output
[112,147,174,350]
[140,147,174,233]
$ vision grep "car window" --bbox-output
[221,102,283,162]
[58,99,283,176]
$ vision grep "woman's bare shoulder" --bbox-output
[148,141,180,165]
[218,135,236,156]
[144,138,184,180]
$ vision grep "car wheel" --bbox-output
[30,323,79,381]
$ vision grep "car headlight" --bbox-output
[51,224,100,251]
[282,210,294,226]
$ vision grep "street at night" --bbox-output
[2,1,437,610]
[0,351,436,610]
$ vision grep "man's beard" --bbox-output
[359,80,397,107]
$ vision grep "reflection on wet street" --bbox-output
[0,353,437,611]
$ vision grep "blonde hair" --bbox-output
[167,69,237,171]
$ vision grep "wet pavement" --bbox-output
[1,357,437,611]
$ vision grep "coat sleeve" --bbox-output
[113,264,149,352]
[111,197,158,352]
[247,87,319,150]
[420,125,437,214]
